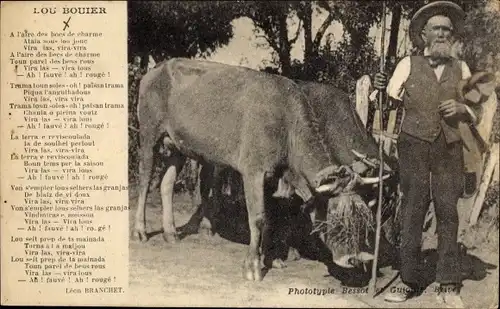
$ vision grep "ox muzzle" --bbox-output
[310,151,394,269]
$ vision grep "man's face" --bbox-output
[422,15,454,58]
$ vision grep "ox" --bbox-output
[181,79,400,268]
[134,58,391,281]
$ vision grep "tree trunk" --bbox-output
[279,51,292,77]
[387,4,402,72]
[301,2,313,78]
[278,13,292,77]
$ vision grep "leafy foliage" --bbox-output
[461,1,500,73]
[128,1,235,64]
[297,37,379,95]
[127,0,500,211]
[128,1,237,183]
[128,59,145,183]
[233,1,302,76]
[460,1,500,143]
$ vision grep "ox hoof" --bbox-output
[272,259,287,269]
[288,247,301,261]
[162,232,180,244]
[243,257,263,281]
[134,230,148,243]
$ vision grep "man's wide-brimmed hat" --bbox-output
[409,1,465,49]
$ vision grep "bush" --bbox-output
[483,180,499,225]
[128,58,144,184]
[461,180,499,252]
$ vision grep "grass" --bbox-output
[461,181,499,253]
[312,192,374,257]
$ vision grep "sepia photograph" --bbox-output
[126,1,499,307]
[1,0,498,306]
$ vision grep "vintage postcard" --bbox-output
[1,1,498,307]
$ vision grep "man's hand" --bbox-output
[373,72,387,90]
[438,99,468,120]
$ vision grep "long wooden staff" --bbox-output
[369,0,387,297]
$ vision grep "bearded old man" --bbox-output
[373,1,483,307]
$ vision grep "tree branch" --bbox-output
[313,10,335,49]
[289,19,303,45]
[252,16,282,53]
[316,0,331,12]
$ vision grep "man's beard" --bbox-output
[428,39,452,59]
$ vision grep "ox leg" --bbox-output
[160,155,186,243]
[134,135,157,243]
[206,165,232,234]
[186,159,200,206]
[177,162,206,236]
[242,172,266,281]
[199,164,216,236]
[178,163,221,237]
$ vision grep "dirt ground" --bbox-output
[128,186,498,308]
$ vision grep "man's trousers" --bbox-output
[397,131,464,286]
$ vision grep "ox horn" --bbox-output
[316,183,338,193]
[359,173,391,185]
[315,178,342,193]
[315,174,391,193]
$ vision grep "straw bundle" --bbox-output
[312,173,375,258]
